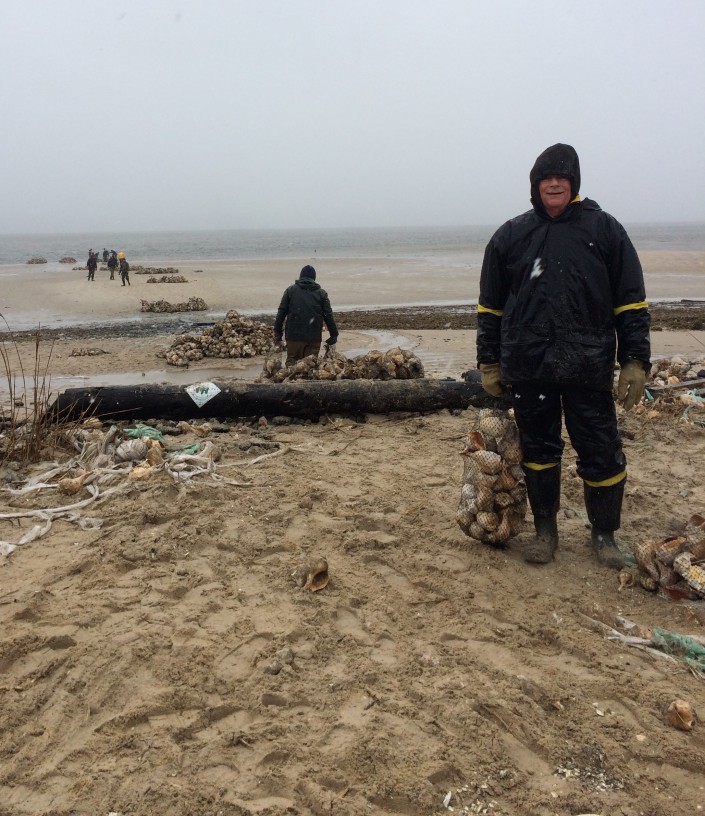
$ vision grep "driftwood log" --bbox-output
[647,377,705,396]
[51,375,508,422]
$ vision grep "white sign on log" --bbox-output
[185,382,221,407]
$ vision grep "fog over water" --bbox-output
[1,223,705,267]
[1,1,704,235]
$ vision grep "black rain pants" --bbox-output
[512,383,626,484]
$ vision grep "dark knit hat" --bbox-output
[530,143,581,212]
[300,265,316,280]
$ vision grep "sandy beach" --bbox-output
[1,249,705,332]
[0,251,704,387]
[1,256,705,815]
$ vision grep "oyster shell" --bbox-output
[667,699,695,731]
[293,559,330,592]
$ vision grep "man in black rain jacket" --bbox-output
[107,252,118,280]
[86,249,97,281]
[274,265,339,367]
[476,143,650,568]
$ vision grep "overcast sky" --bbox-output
[1,0,704,234]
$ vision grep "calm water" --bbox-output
[1,222,704,266]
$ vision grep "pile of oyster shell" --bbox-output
[456,408,527,546]
[146,275,188,283]
[140,296,208,314]
[258,346,424,382]
[133,266,180,275]
[160,309,272,366]
[630,513,705,600]
[69,348,109,357]
[648,356,705,387]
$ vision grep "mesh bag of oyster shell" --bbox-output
[69,348,109,357]
[258,347,284,381]
[456,408,527,546]
[146,275,189,283]
[141,297,208,313]
[348,347,424,380]
[258,345,424,383]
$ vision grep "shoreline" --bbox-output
[2,300,705,343]
[0,251,704,334]
[0,303,703,390]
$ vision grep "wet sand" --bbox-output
[1,250,704,332]
[1,251,704,390]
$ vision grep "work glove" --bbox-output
[325,336,338,346]
[479,362,509,398]
[273,333,283,349]
[617,359,646,411]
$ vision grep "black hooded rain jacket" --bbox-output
[476,196,650,392]
[274,278,339,344]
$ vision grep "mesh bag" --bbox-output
[456,408,527,546]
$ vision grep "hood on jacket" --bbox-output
[530,143,581,215]
[295,278,320,291]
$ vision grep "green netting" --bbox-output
[123,424,165,441]
[167,443,201,456]
[652,628,705,671]
[122,425,201,454]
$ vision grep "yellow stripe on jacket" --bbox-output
[478,304,503,317]
[613,301,648,316]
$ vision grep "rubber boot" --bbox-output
[523,465,561,564]
[583,481,626,569]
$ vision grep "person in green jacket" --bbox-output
[274,265,339,366]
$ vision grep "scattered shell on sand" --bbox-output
[293,559,330,591]
[649,356,705,385]
[667,699,695,731]
[145,446,164,466]
[177,421,211,438]
[58,472,90,495]
[617,569,636,590]
[129,464,155,481]
[645,355,705,413]
[632,517,705,599]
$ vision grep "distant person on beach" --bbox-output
[102,248,109,263]
[477,143,650,569]
[273,265,339,366]
[86,249,97,281]
[118,252,130,286]
[107,251,118,280]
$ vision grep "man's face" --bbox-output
[539,175,572,217]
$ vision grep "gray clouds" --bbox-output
[1,0,704,233]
